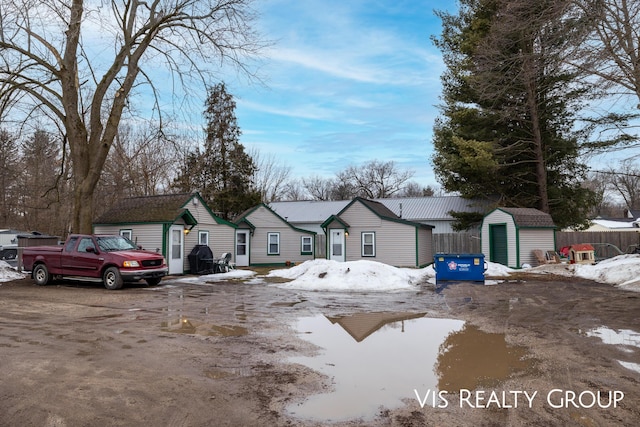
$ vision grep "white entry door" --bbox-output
[236,230,250,267]
[168,225,184,275]
[329,229,345,262]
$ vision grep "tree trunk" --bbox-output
[522,47,550,214]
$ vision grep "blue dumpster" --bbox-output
[434,253,486,285]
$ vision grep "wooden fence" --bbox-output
[432,233,481,254]
[556,231,640,254]
[432,231,640,257]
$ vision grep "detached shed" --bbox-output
[481,207,556,268]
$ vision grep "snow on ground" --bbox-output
[267,259,431,292]
[0,261,26,283]
[1,255,640,293]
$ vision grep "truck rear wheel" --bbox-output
[103,267,123,290]
[33,264,51,286]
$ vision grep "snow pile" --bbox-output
[485,262,514,277]
[572,255,640,291]
[177,269,256,284]
[0,261,26,283]
[268,259,431,292]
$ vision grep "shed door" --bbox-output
[489,224,508,266]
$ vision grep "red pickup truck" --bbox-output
[22,234,168,290]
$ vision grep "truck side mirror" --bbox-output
[86,247,95,253]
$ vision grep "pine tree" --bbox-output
[173,82,260,219]
[432,0,597,229]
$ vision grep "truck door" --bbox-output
[67,237,102,277]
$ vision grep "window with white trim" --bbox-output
[268,232,280,255]
[362,232,375,256]
[301,235,312,254]
[120,229,132,240]
[199,231,209,245]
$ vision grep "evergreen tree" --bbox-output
[173,82,260,219]
[432,0,597,229]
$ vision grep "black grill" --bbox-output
[188,245,215,274]
[142,259,162,267]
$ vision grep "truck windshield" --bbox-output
[96,236,138,252]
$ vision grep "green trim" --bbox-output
[182,192,238,228]
[267,232,280,255]
[321,214,350,230]
[515,225,520,267]
[301,235,314,256]
[249,262,292,267]
[337,197,433,230]
[415,227,419,267]
[361,231,376,257]
[162,223,170,259]
[174,208,198,226]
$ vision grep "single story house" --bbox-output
[233,203,317,267]
[93,192,237,275]
[268,196,491,256]
[481,207,556,268]
[321,197,434,268]
[269,196,490,234]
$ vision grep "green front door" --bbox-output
[489,224,508,265]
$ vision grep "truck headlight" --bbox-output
[123,260,140,267]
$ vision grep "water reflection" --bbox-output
[435,323,530,390]
[288,313,533,422]
[288,314,464,421]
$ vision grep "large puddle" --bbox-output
[287,312,532,422]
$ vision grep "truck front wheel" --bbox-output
[103,267,123,290]
[33,264,51,286]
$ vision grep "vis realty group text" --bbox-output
[414,388,625,410]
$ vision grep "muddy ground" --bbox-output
[0,273,639,427]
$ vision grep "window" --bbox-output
[301,236,312,255]
[199,231,209,245]
[268,233,280,255]
[362,232,375,257]
[119,229,132,240]
[64,236,78,252]
[77,237,96,253]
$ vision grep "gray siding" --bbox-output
[339,202,427,267]
[518,229,555,266]
[245,205,315,265]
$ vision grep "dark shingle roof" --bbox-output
[499,207,555,228]
[94,193,193,224]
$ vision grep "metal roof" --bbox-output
[269,196,490,223]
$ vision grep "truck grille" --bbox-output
[142,259,163,267]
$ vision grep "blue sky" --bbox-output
[224,0,457,189]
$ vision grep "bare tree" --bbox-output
[302,175,336,201]
[605,160,640,210]
[337,160,414,199]
[281,179,308,201]
[0,128,20,226]
[18,129,67,233]
[0,0,265,232]
[250,148,293,202]
[95,123,178,217]
[570,0,640,105]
